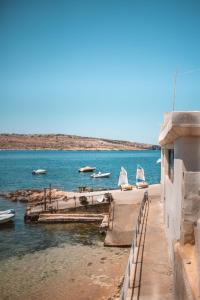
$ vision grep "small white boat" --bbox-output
[79,166,96,172]
[32,169,47,175]
[0,213,15,224]
[156,158,161,164]
[91,172,111,178]
[0,209,15,215]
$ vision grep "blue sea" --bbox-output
[0,150,160,192]
[0,149,160,258]
[0,150,160,299]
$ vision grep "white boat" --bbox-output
[136,164,148,189]
[156,158,161,164]
[79,166,96,172]
[32,169,47,175]
[0,213,15,224]
[91,172,111,178]
[0,209,15,215]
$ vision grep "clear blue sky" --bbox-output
[1,0,200,144]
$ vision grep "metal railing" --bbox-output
[27,188,111,213]
[120,191,149,300]
[108,201,115,231]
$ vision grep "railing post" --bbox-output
[44,188,47,211]
[49,183,52,204]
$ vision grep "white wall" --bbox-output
[163,136,200,257]
[163,152,184,259]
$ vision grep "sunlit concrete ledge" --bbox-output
[159,111,200,146]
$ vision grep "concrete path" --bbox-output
[137,185,175,299]
[104,189,147,246]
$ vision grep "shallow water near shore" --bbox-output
[0,150,160,299]
[0,242,129,300]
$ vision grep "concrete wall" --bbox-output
[174,244,195,300]
[162,148,184,259]
[176,137,200,172]
[162,136,200,258]
[194,219,200,296]
[182,172,200,244]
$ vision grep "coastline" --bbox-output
[0,151,161,300]
[0,148,151,151]
[0,134,160,151]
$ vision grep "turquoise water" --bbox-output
[0,150,160,191]
[0,150,160,261]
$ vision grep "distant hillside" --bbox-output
[0,134,160,150]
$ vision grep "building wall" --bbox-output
[182,172,200,244]
[176,137,200,172]
[162,146,184,259]
[162,136,200,258]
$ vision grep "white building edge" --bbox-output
[159,111,200,299]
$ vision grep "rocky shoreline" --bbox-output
[0,187,113,204]
[0,188,68,203]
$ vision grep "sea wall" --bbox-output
[174,242,200,300]
[174,244,194,300]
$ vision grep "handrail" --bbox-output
[108,201,115,231]
[120,191,149,300]
[27,191,112,212]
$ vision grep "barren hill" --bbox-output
[0,134,159,150]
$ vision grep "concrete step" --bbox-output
[38,213,105,223]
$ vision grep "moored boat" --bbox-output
[0,209,15,215]
[118,167,128,186]
[118,167,133,191]
[0,213,15,224]
[91,172,111,178]
[78,166,96,172]
[136,164,148,189]
[32,169,47,175]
